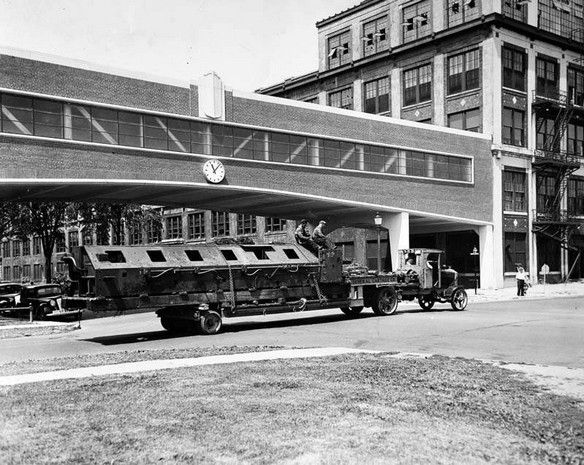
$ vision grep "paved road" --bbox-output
[1,296,582,368]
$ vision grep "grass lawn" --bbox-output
[1,352,583,464]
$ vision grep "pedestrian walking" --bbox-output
[516,265,528,296]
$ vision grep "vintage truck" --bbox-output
[62,242,468,334]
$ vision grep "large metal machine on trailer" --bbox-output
[62,242,468,334]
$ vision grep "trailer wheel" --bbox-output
[450,288,468,311]
[340,306,364,317]
[418,295,435,311]
[34,305,47,321]
[199,311,222,335]
[372,288,398,316]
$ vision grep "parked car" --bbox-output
[19,284,79,320]
[0,283,24,312]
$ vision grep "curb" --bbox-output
[0,321,80,339]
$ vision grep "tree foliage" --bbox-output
[9,201,68,283]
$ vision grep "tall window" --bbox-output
[266,218,287,233]
[503,170,526,212]
[502,107,525,146]
[187,212,205,240]
[402,1,431,43]
[537,175,557,212]
[2,241,9,258]
[328,88,353,110]
[447,108,481,132]
[212,211,230,237]
[536,117,558,151]
[364,77,390,114]
[12,266,20,282]
[568,121,584,156]
[33,264,42,281]
[22,265,30,281]
[237,214,256,235]
[502,47,527,91]
[3,266,10,282]
[165,216,182,240]
[504,232,526,272]
[362,17,388,56]
[568,178,584,216]
[12,240,20,257]
[33,236,42,255]
[447,49,480,95]
[403,64,432,106]
[447,0,480,27]
[536,57,558,98]
[22,238,30,256]
[327,30,351,69]
[568,68,584,106]
[68,231,79,249]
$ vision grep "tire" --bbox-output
[199,311,223,335]
[340,306,364,317]
[450,288,468,311]
[418,295,435,311]
[34,305,47,321]
[372,287,398,316]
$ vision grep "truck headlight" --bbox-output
[49,299,58,308]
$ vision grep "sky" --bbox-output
[0,0,359,92]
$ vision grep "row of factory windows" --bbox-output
[0,213,289,259]
[0,92,472,183]
[317,48,584,115]
[503,170,584,215]
[325,0,583,70]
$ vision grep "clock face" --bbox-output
[202,159,225,184]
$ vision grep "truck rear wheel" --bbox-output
[450,288,468,311]
[199,311,222,335]
[418,295,435,311]
[372,288,398,316]
[340,306,364,317]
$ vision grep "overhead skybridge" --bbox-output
[0,49,495,286]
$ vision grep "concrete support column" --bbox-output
[478,224,496,289]
[433,54,445,125]
[353,78,363,112]
[384,212,410,271]
[391,67,402,117]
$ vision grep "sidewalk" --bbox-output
[467,281,584,303]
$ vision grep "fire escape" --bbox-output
[531,30,584,279]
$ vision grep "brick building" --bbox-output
[258,0,584,284]
[0,46,495,286]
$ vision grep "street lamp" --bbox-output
[374,213,382,274]
[470,246,480,295]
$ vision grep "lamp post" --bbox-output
[374,213,382,274]
[470,246,479,295]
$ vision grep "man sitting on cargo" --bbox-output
[295,219,318,254]
[312,220,334,250]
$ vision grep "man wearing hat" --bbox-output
[295,219,317,254]
[311,220,330,250]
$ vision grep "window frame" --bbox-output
[447,49,481,95]
[502,46,527,92]
[502,107,525,147]
[403,63,433,107]
[363,77,390,114]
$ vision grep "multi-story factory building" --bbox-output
[259,0,584,284]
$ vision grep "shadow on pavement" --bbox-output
[82,312,379,346]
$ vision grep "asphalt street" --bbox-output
[0,296,582,368]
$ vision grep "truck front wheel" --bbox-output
[199,311,223,335]
[450,288,468,311]
[372,288,398,316]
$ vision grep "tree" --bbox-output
[75,202,162,246]
[0,202,19,238]
[10,201,68,283]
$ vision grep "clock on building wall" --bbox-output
[202,159,225,184]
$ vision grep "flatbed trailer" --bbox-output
[62,243,467,334]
